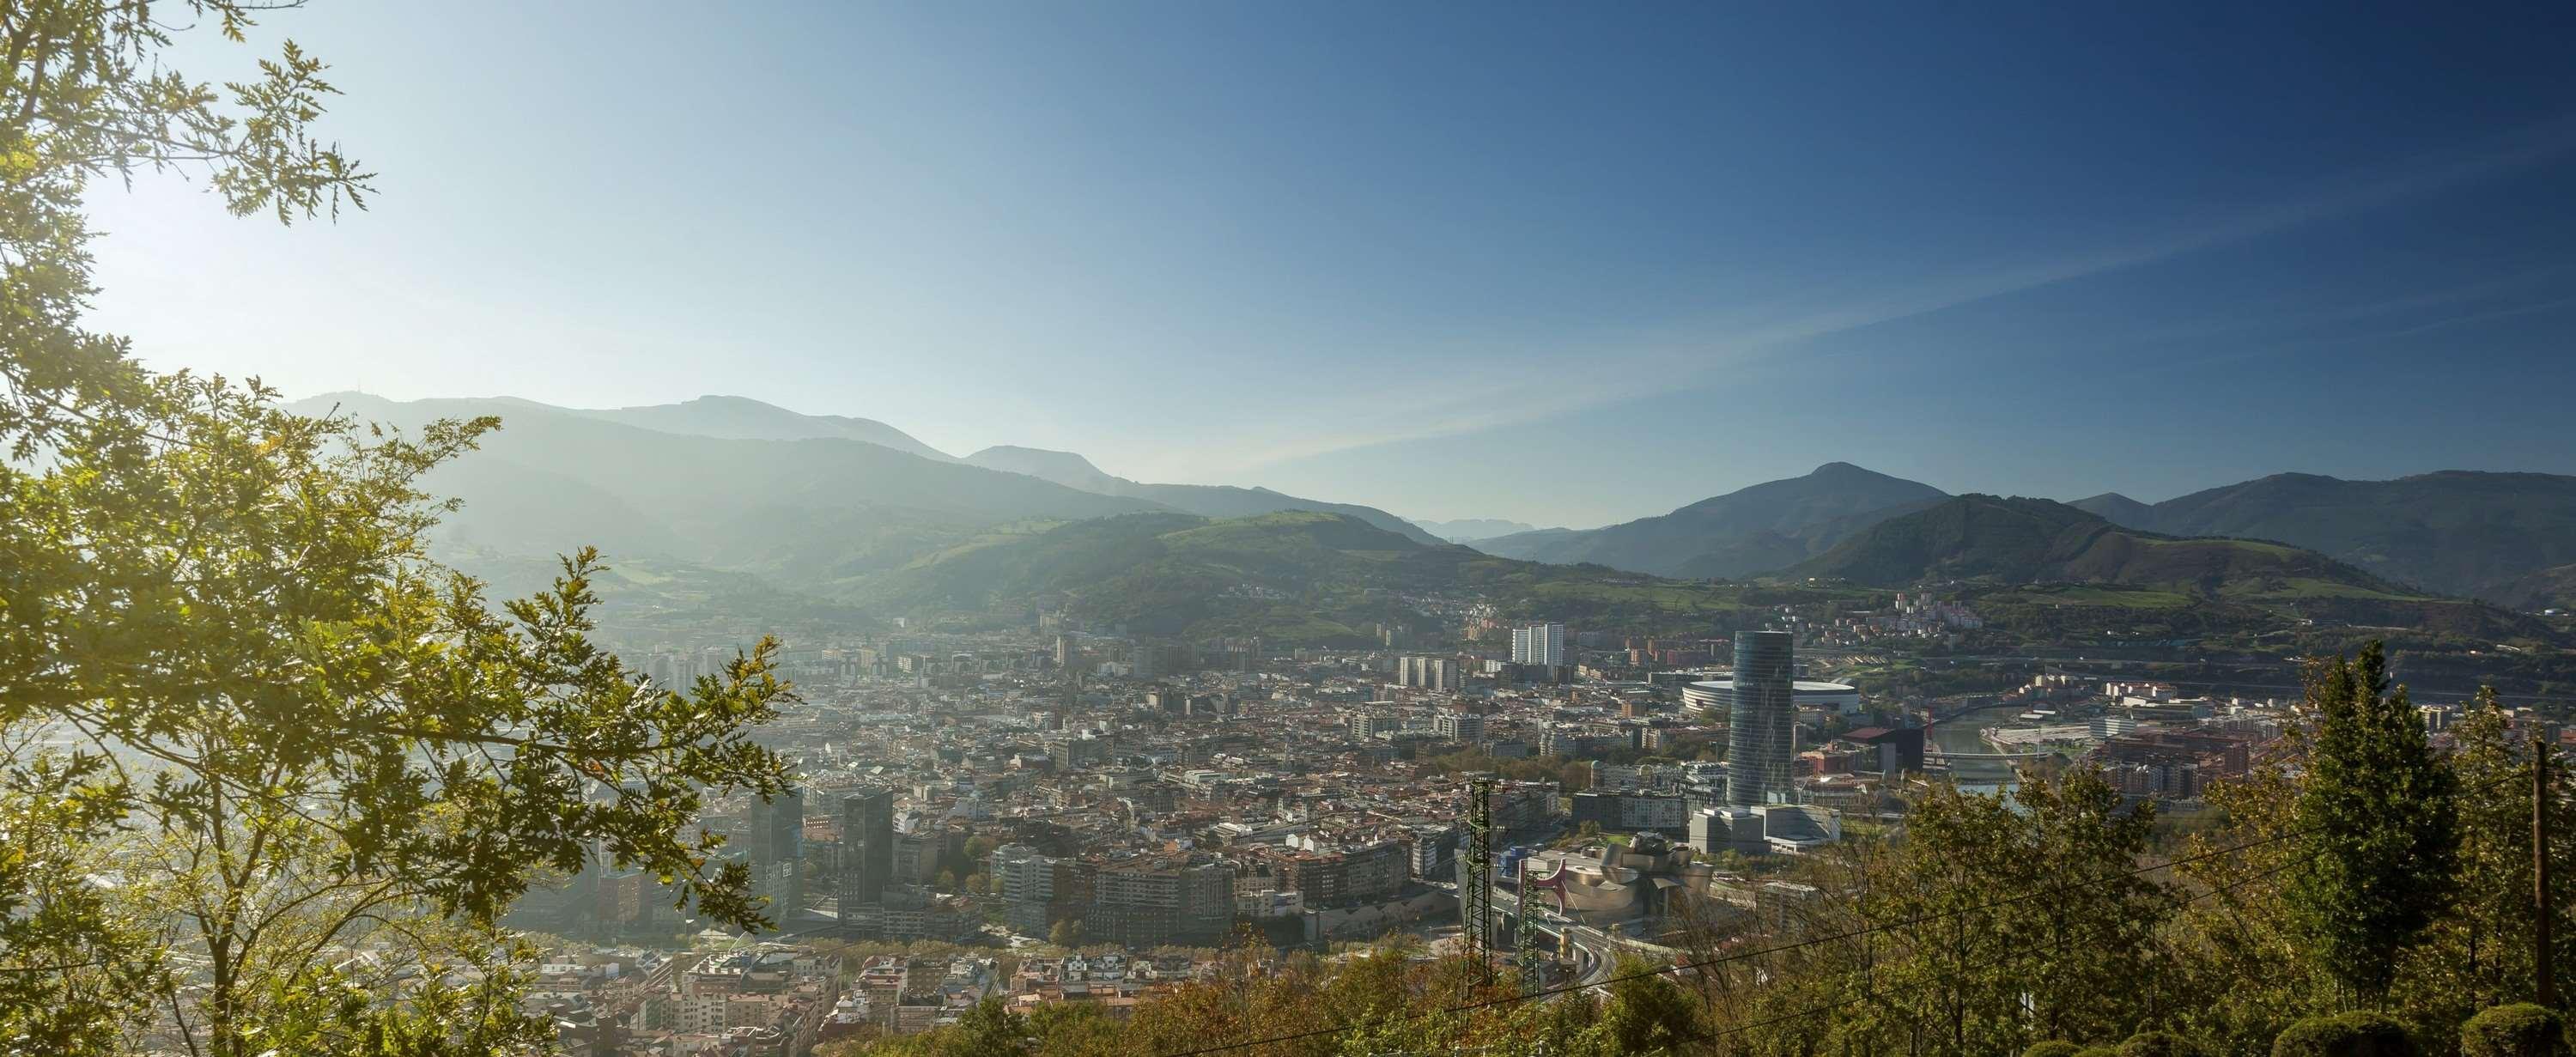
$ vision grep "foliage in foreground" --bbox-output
[0,3,798,1054]
[824,946,1704,1057]
[2458,1004,2570,1057]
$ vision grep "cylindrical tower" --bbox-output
[1725,631,1795,806]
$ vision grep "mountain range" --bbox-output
[1413,518,1546,544]
[2069,471,2576,604]
[286,393,1435,592]
[548,394,959,462]
[841,508,1779,642]
[289,392,2576,625]
[957,445,1437,544]
[1470,463,1948,578]
[1464,462,2576,612]
[1786,494,2552,640]
[1789,495,2411,598]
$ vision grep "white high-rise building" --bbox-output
[1510,623,1565,666]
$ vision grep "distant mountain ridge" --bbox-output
[1472,462,1948,578]
[1795,495,2555,641]
[2071,470,2576,604]
[553,394,959,462]
[1416,518,1546,544]
[963,446,1121,492]
[291,392,1438,590]
[2069,491,2155,526]
[289,392,2576,627]
[1787,494,2405,597]
[383,393,1439,545]
[288,392,1171,590]
[959,445,1441,545]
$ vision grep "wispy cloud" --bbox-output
[2371,291,2576,339]
[1151,116,2576,480]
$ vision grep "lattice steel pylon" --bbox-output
[1515,859,1545,994]
[1460,776,1497,988]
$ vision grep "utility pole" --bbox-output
[2539,737,2555,1008]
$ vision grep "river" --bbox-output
[1927,702,2028,795]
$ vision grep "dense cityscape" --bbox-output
[461,604,2554,1055]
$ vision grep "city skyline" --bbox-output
[8,3,2568,1050]
[82,3,2576,526]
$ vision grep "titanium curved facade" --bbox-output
[1724,631,1796,806]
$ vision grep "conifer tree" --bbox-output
[2287,642,2460,1007]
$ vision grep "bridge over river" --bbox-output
[1920,698,2044,790]
[1925,748,2055,762]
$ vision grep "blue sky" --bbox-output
[88,3,2576,527]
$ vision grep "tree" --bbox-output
[1597,955,1702,1054]
[2391,690,2575,1025]
[15,387,799,1055]
[1049,919,1084,948]
[0,752,170,1054]
[2269,1011,2417,1056]
[1559,760,1595,792]
[947,998,1030,1057]
[2287,644,2460,1007]
[1768,769,2172,1056]
[0,4,797,1054]
[2118,1030,2202,1057]
[2458,1004,2569,1057]
[0,0,371,448]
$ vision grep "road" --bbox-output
[1485,883,1632,993]
[1558,922,1621,989]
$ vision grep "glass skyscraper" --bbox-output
[1724,630,1796,806]
[841,787,895,912]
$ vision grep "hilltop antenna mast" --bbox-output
[1461,776,1497,990]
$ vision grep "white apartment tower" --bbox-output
[1510,623,1565,666]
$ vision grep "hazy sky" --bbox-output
[88,3,2576,527]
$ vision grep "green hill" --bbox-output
[1472,462,1947,577]
[851,511,1474,632]
[844,510,1813,642]
[1792,495,2417,599]
[1790,495,2557,641]
[2075,471,2576,603]
[444,547,881,643]
[2495,563,2576,612]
